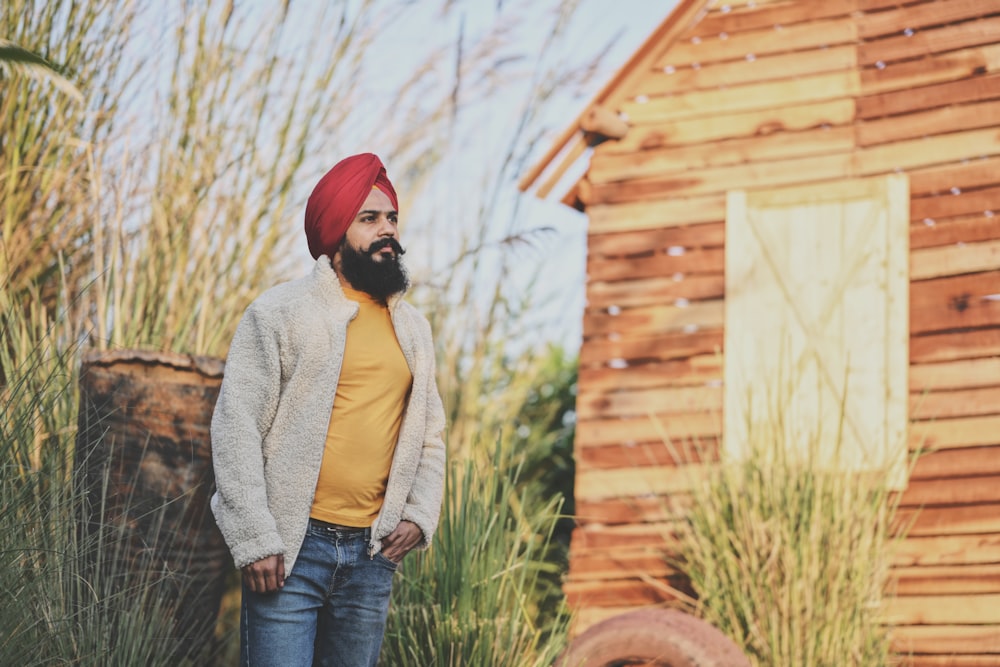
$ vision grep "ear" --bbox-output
[329,244,344,274]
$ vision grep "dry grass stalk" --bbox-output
[1,0,136,321]
[87,1,383,357]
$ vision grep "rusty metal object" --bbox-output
[556,608,751,667]
[74,349,227,659]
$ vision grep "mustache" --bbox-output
[368,238,406,256]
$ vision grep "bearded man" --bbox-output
[210,153,446,667]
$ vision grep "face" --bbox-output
[342,187,400,261]
[333,187,409,300]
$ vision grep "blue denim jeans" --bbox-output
[240,520,397,667]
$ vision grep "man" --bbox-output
[210,153,446,667]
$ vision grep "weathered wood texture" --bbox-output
[567,0,1000,659]
[75,350,228,660]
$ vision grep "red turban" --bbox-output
[304,153,398,260]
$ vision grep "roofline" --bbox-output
[518,0,710,198]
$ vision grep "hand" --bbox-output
[379,520,422,563]
[242,554,285,593]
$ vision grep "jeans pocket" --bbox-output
[374,552,399,571]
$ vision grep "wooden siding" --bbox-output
[568,0,1000,663]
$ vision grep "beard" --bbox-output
[338,237,410,302]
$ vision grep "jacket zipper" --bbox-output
[368,299,412,562]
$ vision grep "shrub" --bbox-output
[674,422,903,666]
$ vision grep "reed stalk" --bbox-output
[88,0,380,357]
[1,0,136,324]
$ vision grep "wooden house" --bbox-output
[520,0,1000,663]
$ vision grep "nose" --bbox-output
[376,214,397,237]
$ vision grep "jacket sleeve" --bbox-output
[210,303,286,568]
[399,319,447,549]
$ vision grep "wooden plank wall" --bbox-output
[569,0,1000,663]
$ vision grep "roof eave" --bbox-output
[518,0,711,205]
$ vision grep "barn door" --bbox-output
[724,175,909,489]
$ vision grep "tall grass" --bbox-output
[673,406,903,666]
[408,0,600,466]
[4,0,603,661]
[88,1,384,356]
[0,297,207,665]
[1,1,408,662]
[1,0,136,323]
[0,39,83,100]
[381,348,577,667]
[381,442,570,666]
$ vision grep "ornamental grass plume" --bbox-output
[671,393,906,667]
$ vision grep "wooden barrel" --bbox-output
[74,349,228,659]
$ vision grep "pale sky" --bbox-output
[360,0,678,351]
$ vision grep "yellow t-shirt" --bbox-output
[310,286,413,527]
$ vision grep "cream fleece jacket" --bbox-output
[210,257,446,573]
